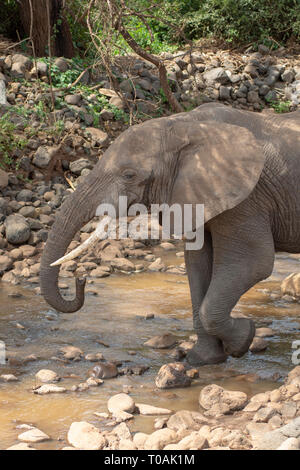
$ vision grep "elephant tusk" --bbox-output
[50,216,112,267]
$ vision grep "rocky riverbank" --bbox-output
[5,365,300,450]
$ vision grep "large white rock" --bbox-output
[35,369,60,384]
[107,393,136,414]
[136,403,172,416]
[68,422,106,450]
[18,428,50,443]
[199,384,248,416]
[144,428,178,450]
[6,443,36,450]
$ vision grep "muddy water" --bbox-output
[0,248,299,449]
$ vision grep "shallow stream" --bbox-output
[0,248,299,449]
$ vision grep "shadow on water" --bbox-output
[0,249,299,449]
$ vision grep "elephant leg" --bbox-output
[200,214,275,358]
[184,232,228,366]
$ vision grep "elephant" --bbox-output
[40,102,300,366]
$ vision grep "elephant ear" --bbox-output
[170,121,266,223]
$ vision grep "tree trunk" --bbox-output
[19,0,74,57]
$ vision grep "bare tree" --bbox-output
[87,0,184,113]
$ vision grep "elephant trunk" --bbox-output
[40,173,101,313]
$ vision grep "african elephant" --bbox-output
[40,102,300,366]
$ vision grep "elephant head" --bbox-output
[40,117,265,313]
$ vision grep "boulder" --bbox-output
[69,158,93,175]
[107,393,136,414]
[155,363,192,389]
[35,369,60,384]
[68,422,106,450]
[5,215,31,245]
[85,127,109,146]
[281,273,300,299]
[18,427,50,443]
[91,362,118,379]
[252,417,300,450]
[33,146,57,169]
[136,404,172,416]
[34,384,66,395]
[250,337,268,353]
[144,428,177,450]
[144,334,178,349]
[199,384,248,416]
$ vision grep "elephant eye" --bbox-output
[122,170,137,180]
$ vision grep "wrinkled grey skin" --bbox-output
[40,103,300,365]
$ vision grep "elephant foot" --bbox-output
[186,336,228,366]
[221,318,256,358]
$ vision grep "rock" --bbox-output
[85,352,104,362]
[253,406,277,423]
[0,79,8,106]
[112,422,132,440]
[65,94,81,105]
[281,273,300,299]
[0,169,8,189]
[148,257,166,272]
[277,437,300,450]
[119,439,137,450]
[250,337,268,353]
[160,242,175,250]
[136,404,172,415]
[35,369,60,384]
[208,427,251,450]
[167,410,207,432]
[33,146,57,169]
[247,90,260,104]
[199,384,248,416]
[133,432,149,449]
[11,54,32,77]
[85,127,109,146]
[5,215,31,245]
[176,432,208,450]
[253,417,300,450]
[155,363,192,389]
[90,267,110,278]
[281,69,295,84]
[286,366,300,385]
[109,96,125,109]
[107,393,136,414]
[18,427,50,443]
[54,57,69,72]
[68,422,106,450]
[256,327,275,338]
[0,374,18,382]
[86,377,103,387]
[90,362,118,379]
[7,443,36,450]
[203,67,229,85]
[0,255,13,273]
[34,384,67,395]
[100,109,114,120]
[144,428,177,450]
[219,86,232,100]
[144,334,178,349]
[69,159,93,176]
[110,258,135,272]
[60,345,83,360]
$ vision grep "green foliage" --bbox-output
[268,99,292,114]
[166,0,300,45]
[0,114,27,169]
